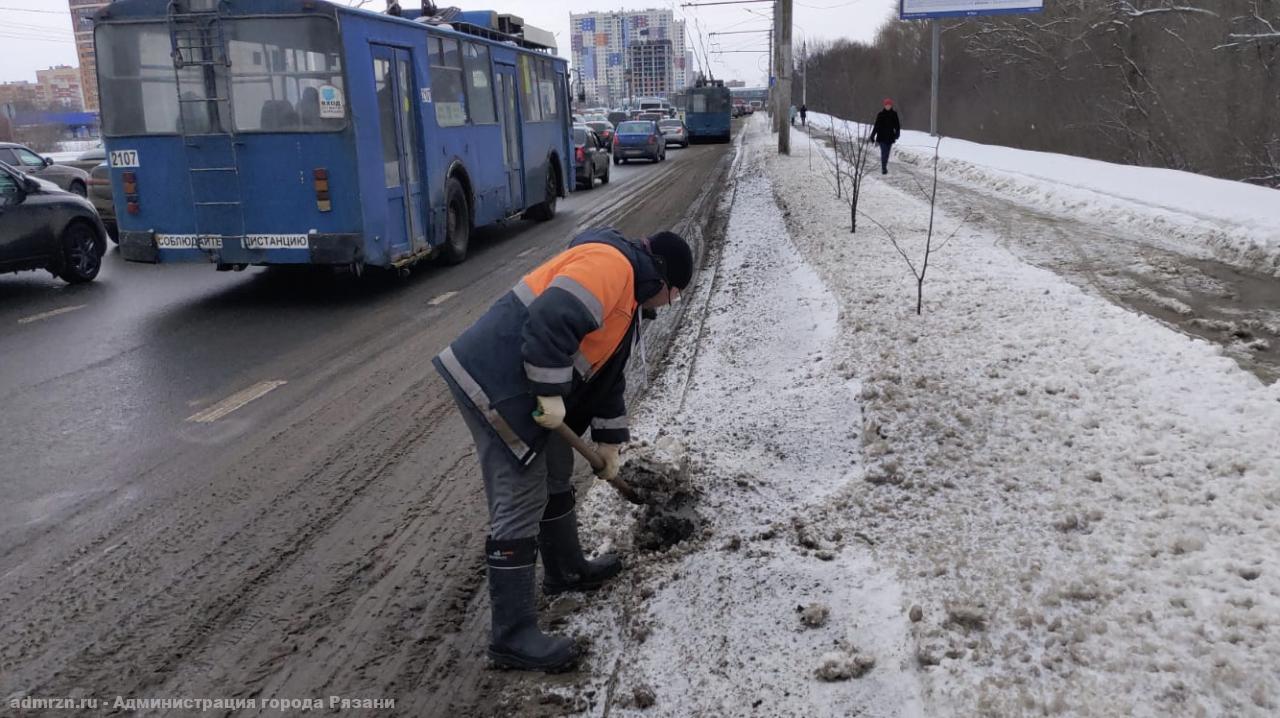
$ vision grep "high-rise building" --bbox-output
[68,0,110,112]
[36,66,84,110]
[0,82,42,110]
[569,9,691,107]
[629,40,673,98]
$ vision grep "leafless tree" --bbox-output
[838,121,875,233]
[861,138,968,315]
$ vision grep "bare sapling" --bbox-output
[860,137,971,315]
[829,118,843,199]
[840,120,874,232]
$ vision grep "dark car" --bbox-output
[63,147,107,173]
[88,162,117,241]
[573,126,611,190]
[612,120,666,164]
[0,142,91,197]
[659,119,689,148]
[0,161,107,283]
[586,121,615,152]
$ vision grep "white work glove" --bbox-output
[533,395,565,429]
[595,443,622,482]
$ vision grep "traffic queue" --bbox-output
[570,106,692,192]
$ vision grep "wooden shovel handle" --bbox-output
[551,424,643,505]
[553,423,605,471]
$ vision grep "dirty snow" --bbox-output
[559,114,1280,716]
[807,111,1280,278]
[570,117,923,717]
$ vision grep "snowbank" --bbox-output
[807,111,1280,277]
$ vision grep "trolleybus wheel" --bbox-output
[439,177,471,265]
[526,163,558,221]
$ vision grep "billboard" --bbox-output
[900,0,1043,20]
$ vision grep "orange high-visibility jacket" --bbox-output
[433,228,666,466]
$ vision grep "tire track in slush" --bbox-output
[19,380,457,698]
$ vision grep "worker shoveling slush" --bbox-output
[433,227,694,672]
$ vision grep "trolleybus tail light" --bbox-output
[313,168,331,212]
[123,171,140,214]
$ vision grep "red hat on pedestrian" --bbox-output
[883,98,893,107]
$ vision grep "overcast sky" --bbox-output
[0,0,898,87]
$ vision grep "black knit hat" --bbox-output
[647,231,693,290]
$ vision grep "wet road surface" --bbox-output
[0,140,734,715]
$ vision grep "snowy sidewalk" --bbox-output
[566,115,1280,717]
[570,115,922,717]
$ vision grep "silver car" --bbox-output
[659,119,689,148]
[63,147,107,173]
[0,142,91,197]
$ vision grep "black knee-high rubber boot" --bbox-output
[486,536,578,671]
[539,491,623,595]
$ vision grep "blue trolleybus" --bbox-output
[93,0,573,271]
[684,80,731,144]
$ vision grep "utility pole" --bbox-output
[767,19,774,129]
[930,20,940,136]
[801,38,806,107]
[777,0,791,153]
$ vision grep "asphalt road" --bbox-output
[0,138,734,715]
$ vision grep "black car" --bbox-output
[0,161,108,284]
[573,126,611,190]
[586,121,615,152]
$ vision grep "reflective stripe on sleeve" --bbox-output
[549,275,604,328]
[573,352,594,380]
[591,415,629,430]
[512,280,535,306]
[524,362,573,384]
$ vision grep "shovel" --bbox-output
[550,424,644,505]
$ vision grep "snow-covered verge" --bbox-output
[564,114,1280,717]
[565,118,923,717]
[806,111,1280,278]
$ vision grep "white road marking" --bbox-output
[428,291,459,306]
[17,304,87,324]
[186,380,287,423]
[517,248,534,258]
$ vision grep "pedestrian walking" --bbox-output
[869,98,901,175]
[433,228,694,672]
[789,104,797,126]
[799,103,807,126]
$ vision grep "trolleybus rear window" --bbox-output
[225,18,346,133]
[97,17,346,136]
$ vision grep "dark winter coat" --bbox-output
[870,108,900,144]
[433,228,666,467]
